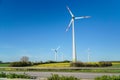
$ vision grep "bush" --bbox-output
[48,74,79,80]
[70,61,112,67]
[95,75,120,80]
[61,60,71,63]
[99,61,112,67]
[0,72,6,77]
[0,72,36,79]
[9,61,33,67]
[70,62,84,67]
[70,62,99,67]
[33,61,43,65]
[45,61,57,64]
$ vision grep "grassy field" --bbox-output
[111,62,120,68]
[0,64,10,67]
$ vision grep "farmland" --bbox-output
[32,62,70,67]
[0,62,120,68]
[0,63,9,67]
[0,62,119,73]
[111,62,120,68]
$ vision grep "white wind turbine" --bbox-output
[66,6,91,62]
[51,46,60,61]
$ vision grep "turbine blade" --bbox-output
[56,46,60,50]
[66,19,73,32]
[75,17,85,20]
[66,6,74,17]
[75,16,91,20]
[83,16,91,18]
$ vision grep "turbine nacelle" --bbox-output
[51,46,60,61]
[51,46,60,52]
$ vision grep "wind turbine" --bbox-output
[51,46,60,61]
[66,6,91,62]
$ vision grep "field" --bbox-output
[111,62,120,68]
[0,62,119,73]
[32,62,120,68]
[33,62,70,67]
[0,62,120,68]
[0,64,9,67]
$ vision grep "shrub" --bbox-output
[33,61,43,65]
[48,74,79,80]
[0,72,6,78]
[45,61,57,64]
[9,61,33,67]
[95,75,120,80]
[99,61,112,67]
[70,62,84,67]
[61,60,71,63]
[0,72,36,79]
[70,61,112,67]
[70,62,99,67]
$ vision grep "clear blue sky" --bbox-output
[0,0,120,62]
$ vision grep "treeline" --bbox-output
[9,60,71,67]
[9,61,33,67]
[70,61,112,67]
[33,60,70,65]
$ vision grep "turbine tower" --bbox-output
[51,46,60,61]
[66,6,91,62]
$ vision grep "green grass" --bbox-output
[0,67,119,73]
[111,62,120,68]
[0,64,10,67]
[0,72,36,79]
[48,74,79,80]
[95,75,120,80]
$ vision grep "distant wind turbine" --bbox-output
[66,6,91,62]
[51,46,60,61]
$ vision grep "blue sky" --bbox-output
[0,0,120,62]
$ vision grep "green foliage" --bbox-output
[95,75,120,80]
[61,60,71,63]
[0,72,6,77]
[99,61,112,67]
[70,62,99,67]
[9,61,33,67]
[70,62,84,67]
[45,61,57,64]
[0,63,10,67]
[0,61,2,64]
[0,72,36,79]
[48,74,79,80]
[70,61,112,67]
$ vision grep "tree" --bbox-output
[0,61,2,63]
[20,56,29,62]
